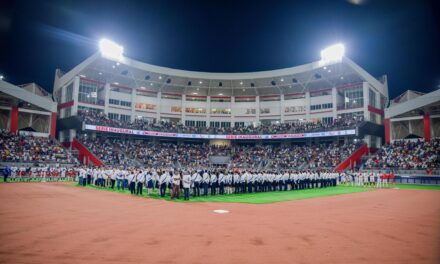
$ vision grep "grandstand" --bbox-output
[51,43,389,169]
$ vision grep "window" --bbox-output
[211,97,231,102]
[161,94,182,100]
[110,86,131,94]
[79,79,104,105]
[211,108,231,115]
[171,106,182,113]
[344,87,364,109]
[186,96,207,102]
[260,108,270,114]
[196,121,206,127]
[220,122,231,128]
[64,107,71,118]
[235,97,256,102]
[108,113,119,120]
[245,109,256,115]
[322,103,333,109]
[260,95,280,102]
[235,122,245,127]
[109,99,120,105]
[337,111,364,120]
[120,101,132,107]
[135,103,156,110]
[210,121,220,128]
[65,83,73,102]
[78,106,102,114]
[310,104,322,111]
[120,114,131,122]
[185,108,206,114]
[285,93,305,100]
[136,90,157,98]
[322,117,333,124]
[285,106,306,113]
[185,120,195,127]
[310,90,331,97]
[369,89,376,108]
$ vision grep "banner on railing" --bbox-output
[84,124,356,140]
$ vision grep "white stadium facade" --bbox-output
[54,42,388,149]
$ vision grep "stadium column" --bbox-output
[362,82,369,121]
[9,106,19,134]
[59,84,65,118]
[72,76,80,115]
[384,118,391,144]
[131,86,136,122]
[181,94,186,124]
[231,96,235,127]
[256,96,260,122]
[50,112,57,138]
[423,112,431,142]
[280,94,285,122]
[103,83,110,115]
[156,92,161,122]
[207,96,211,127]
[332,87,337,119]
[305,91,310,121]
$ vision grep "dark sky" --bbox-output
[0,0,439,98]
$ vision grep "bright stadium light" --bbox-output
[99,39,124,61]
[320,43,345,63]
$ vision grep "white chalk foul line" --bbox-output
[213,209,229,214]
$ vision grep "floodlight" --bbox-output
[0,75,3,80]
[320,43,345,62]
[99,39,124,61]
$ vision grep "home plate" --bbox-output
[213,209,229,214]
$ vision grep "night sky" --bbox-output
[0,0,439,98]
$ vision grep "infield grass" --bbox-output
[78,183,373,204]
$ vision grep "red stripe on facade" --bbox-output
[368,105,384,116]
[57,100,74,110]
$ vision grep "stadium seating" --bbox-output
[77,110,363,135]
[364,139,440,169]
[0,130,78,164]
[77,134,363,170]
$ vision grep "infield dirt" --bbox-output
[0,183,439,264]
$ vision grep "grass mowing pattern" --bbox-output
[79,184,372,204]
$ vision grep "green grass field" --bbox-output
[1,176,439,203]
[79,184,375,204]
[394,184,440,190]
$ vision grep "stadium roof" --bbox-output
[55,52,388,97]
[390,90,425,106]
[385,89,440,119]
[0,80,57,112]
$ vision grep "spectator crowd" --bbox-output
[77,135,362,171]
[364,139,440,170]
[0,130,78,164]
[78,110,363,135]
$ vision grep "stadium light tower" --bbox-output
[320,43,345,63]
[99,39,124,61]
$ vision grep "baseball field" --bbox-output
[0,182,439,263]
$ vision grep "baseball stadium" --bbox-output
[1,1,439,263]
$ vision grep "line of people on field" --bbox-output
[340,171,395,188]
[2,165,77,182]
[77,166,342,200]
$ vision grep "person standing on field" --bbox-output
[136,170,144,195]
[171,171,181,199]
[183,171,191,200]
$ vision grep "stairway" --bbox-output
[334,144,369,171]
[67,139,104,166]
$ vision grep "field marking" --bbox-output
[213,209,230,214]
